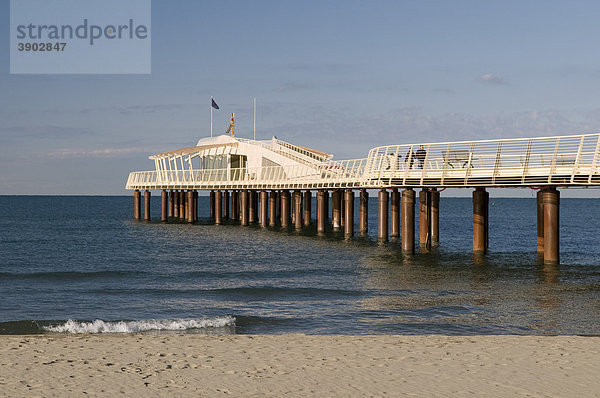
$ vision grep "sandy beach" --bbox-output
[0,334,598,397]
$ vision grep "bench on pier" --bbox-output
[442,150,477,168]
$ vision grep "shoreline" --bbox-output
[1,334,598,397]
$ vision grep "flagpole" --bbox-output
[253,97,256,141]
[210,97,213,137]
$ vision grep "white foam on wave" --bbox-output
[44,316,236,334]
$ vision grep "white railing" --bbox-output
[126,133,600,190]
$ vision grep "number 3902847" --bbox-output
[18,42,67,52]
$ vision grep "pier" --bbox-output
[127,133,600,264]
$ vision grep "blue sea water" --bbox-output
[0,195,599,335]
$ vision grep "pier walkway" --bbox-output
[126,133,600,264]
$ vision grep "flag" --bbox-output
[211,99,219,110]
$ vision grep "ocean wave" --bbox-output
[43,316,235,334]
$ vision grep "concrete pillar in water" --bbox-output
[317,190,327,235]
[260,190,268,227]
[304,191,312,227]
[543,188,560,264]
[254,192,259,223]
[248,191,256,224]
[324,190,329,225]
[472,187,488,253]
[215,190,223,225]
[134,189,141,220]
[431,190,440,247]
[224,191,230,220]
[240,190,249,226]
[359,189,368,234]
[294,190,303,230]
[419,189,431,249]
[402,188,415,253]
[231,190,239,221]
[173,190,179,218]
[281,190,290,227]
[193,191,198,222]
[187,190,194,223]
[179,191,185,220]
[344,189,354,237]
[168,190,174,218]
[390,188,400,239]
[144,190,151,221]
[332,190,342,230]
[209,190,215,219]
[269,191,277,227]
[340,191,345,228]
[161,190,168,222]
[537,190,544,254]
[378,189,389,242]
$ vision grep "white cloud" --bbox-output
[477,73,507,85]
[48,147,151,159]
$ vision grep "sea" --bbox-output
[0,195,599,336]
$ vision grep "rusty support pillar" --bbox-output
[187,190,194,223]
[173,190,179,218]
[332,190,342,230]
[324,190,329,225]
[344,189,354,237]
[240,190,249,226]
[248,191,256,224]
[224,191,230,220]
[390,188,400,239]
[193,191,198,222]
[537,190,544,254]
[419,189,431,249]
[402,188,415,253]
[161,190,168,222]
[230,191,237,221]
[472,188,488,253]
[168,190,174,218]
[359,189,368,234]
[269,191,277,227]
[134,189,141,220]
[317,190,327,235]
[340,192,345,228]
[144,190,151,221]
[543,188,560,264]
[253,191,259,223]
[378,189,388,242]
[294,190,303,230]
[281,190,290,227]
[304,191,312,227]
[260,190,268,227]
[209,190,215,219]
[215,190,223,225]
[431,190,440,247]
[179,191,185,219]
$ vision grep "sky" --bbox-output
[2,0,600,196]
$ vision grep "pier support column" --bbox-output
[168,190,174,218]
[304,191,312,227]
[161,190,168,222]
[431,190,440,247]
[281,190,290,227]
[187,190,194,223]
[472,188,488,254]
[248,191,256,224]
[224,191,230,220]
[543,188,560,264]
[193,191,198,222]
[359,189,368,234]
[324,190,329,225]
[317,190,327,235]
[179,191,185,220]
[134,189,141,220]
[378,189,389,242]
[215,190,223,225]
[344,189,354,237]
[340,192,345,228]
[294,190,303,230]
[269,191,277,227]
[260,190,268,228]
[419,189,431,250]
[209,190,215,219]
[173,190,179,218]
[332,190,342,230]
[144,190,151,221]
[240,190,249,226]
[390,188,400,239]
[402,189,415,253]
[537,190,544,254]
